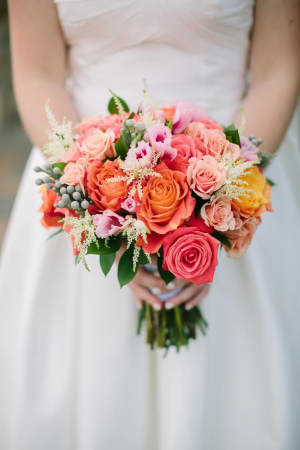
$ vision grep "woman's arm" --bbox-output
[8,0,80,149]
[241,0,300,154]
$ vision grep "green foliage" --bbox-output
[257,151,274,169]
[115,135,129,159]
[266,177,276,187]
[47,228,64,240]
[157,250,175,285]
[99,253,116,276]
[87,236,121,255]
[165,119,173,130]
[107,96,130,114]
[117,246,138,288]
[52,162,67,172]
[224,123,241,147]
[212,231,231,248]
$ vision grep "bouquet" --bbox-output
[34,91,274,352]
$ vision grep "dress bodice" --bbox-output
[54,0,254,122]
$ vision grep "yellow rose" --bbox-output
[233,166,272,218]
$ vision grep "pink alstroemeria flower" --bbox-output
[125,140,154,169]
[240,136,259,162]
[93,210,126,239]
[121,197,136,213]
[144,124,177,161]
[172,101,209,134]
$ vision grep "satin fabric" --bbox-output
[0,1,300,449]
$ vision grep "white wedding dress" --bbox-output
[0,1,300,449]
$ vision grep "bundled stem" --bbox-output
[137,303,208,352]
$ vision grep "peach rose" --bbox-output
[187,155,226,199]
[162,226,220,285]
[137,163,195,234]
[73,116,103,134]
[188,128,240,160]
[233,166,273,218]
[87,159,128,212]
[60,159,86,186]
[62,142,84,163]
[185,121,223,136]
[77,128,116,161]
[224,216,261,258]
[201,196,236,232]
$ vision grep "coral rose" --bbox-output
[224,216,261,258]
[187,155,226,199]
[201,196,236,232]
[39,187,64,228]
[162,226,220,284]
[233,166,273,218]
[73,116,103,134]
[87,160,128,212]
[137,163,195,234]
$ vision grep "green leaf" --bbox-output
[266,177,276,187]
[99,253,115,276]
[165,119,173,130]
[87,236,121,255]
[121,127,132,147]
[52,162,67,172]
[138,248,150,265]
[128,112,135,119]
[212,231,231,249]
[224,124,241,147]
[107,96,130,114]
[118,246,138,288]
[157,250,175,285]
[47,228,64,240]
[115,135,129,159]
[257,151,274,170]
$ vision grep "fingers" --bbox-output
[135,269,167,291]
[185,284,210,310]
[165,283,209,310]
[129,283,163,311]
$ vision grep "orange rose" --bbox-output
[137,163,195,234]
[233,166,273,218]
[39,186,64,228]
[87,159,128,212]
[160,106,176,122]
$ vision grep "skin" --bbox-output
[8,0,300,310]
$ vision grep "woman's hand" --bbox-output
[128,266,210,311]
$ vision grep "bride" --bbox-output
[1,1,299,449]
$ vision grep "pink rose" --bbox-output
[162,226,220,284]
[201,196,236,232]
[73,116,103,135]
[223,216,261,258]
[93,210,126,239]
[98,114,126,140]
[240,136,259,162]
[166,134,202,173]
[172,101,209,134]
[187,155,226,199]
[78,128,116,161]
[60,159,86,186]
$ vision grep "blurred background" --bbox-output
[0,1,31,251]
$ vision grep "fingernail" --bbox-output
[153,271,160,278]
[136,303,142,310]
[185,303,193,311]
[165,302,174,310]
[153,304,162,311]
[152,287,161,295]
[167,282,176,290]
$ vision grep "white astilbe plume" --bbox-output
[216,156,259,200]
[121,217,151,271]
[64,211,98,271]
[43,101,74,162]
[139,80,162,128]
